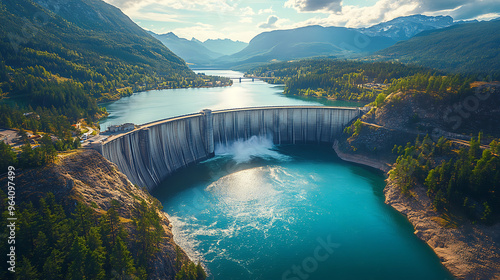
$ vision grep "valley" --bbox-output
[0,0,499,279]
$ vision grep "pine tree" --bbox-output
[85,227,106,279]
[43,249,64,280]
[0,141,17,170]
[195,262,207,280]
[110,237,136,278]
[16,257,39,280]
[67,237,88,280]
[134,200,163,269]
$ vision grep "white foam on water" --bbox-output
[215,135,290,163]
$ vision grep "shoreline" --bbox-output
[97,83,233,106]
[332,140,392,173]
[332,141,500,280]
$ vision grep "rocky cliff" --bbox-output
[335,84,500,279]
[5,149,191,279]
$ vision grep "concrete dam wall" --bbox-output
[101,106,361,190]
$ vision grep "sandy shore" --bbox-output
[332,142,500,280]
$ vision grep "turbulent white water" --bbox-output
[214,135,291,163]
[155,145,454,280]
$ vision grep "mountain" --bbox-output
[360,14,454,41]
[0,0,196,91]
[375,20,500,78]
[0,0,223,136]
[149,31,222,65]
[202,39,248,56]
[215,25,396,67]
[27,0,190,75]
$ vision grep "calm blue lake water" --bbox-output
[102,70,453,279]
[99,70,365,131]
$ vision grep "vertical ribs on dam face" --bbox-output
[101,106,362,190]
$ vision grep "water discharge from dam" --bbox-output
[152,141,454,280]
[102,106,362,190]
[101,70,454,280]
[215,135,291,164]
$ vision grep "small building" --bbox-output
[107,123,135,133]
[122,123,135,131]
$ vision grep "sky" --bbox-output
[103,0,500,42]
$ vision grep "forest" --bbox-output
[0,192,206,280]
[389,134,500,224]
[0,0,231,150]
[246,59,440,101]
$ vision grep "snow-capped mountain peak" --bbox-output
[360,14,454,41]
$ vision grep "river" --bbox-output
[101,70,453,280]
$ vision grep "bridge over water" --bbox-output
[101,106,362,190]
[227,76,276,82]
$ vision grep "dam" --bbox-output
[101,106,362,190]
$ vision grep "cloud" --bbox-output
[240,6,255,16]
[285,0,342,13]
[446,0,500,20]
[240,17,253,23]
[259,15,279,29]
[283,0,500,28]
[104,0,236,13]
[258,7,274,14]
[286,0,417,28]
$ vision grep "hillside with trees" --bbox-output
[246,59,437,101]
[374,20,500,80]
[0,149,207,280]
[340,77,500,223]
[0,0,230,136]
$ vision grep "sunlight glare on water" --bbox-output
[153,137,454,280]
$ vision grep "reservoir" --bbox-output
[101,70,453,279]
[99,70,364,131]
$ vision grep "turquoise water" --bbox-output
[99,70,366,131]
[102,70,453,279]
[153,141,454,280]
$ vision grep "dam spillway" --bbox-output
[101,106,362,190]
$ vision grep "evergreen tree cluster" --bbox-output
[390,134,500,224]
[246,59,437,101]
[0,193,200,280]
[385,72,474,99]
[0,0,231,138]
[0,130,80,171]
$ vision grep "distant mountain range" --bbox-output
[216,25,396,67]
[148,32,221,65]
[149,32,248,66]
[155,14,486,68]
[359,14,455,41]
[202,39,248,57]
[374,20,500,78]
